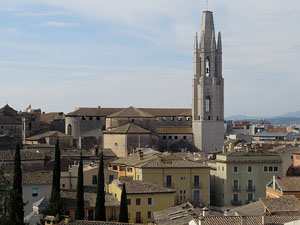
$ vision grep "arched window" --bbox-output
[206,57,210,76]
[67,124,72,135]
[205,97,210,113]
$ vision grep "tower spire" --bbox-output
[217,31,222,53]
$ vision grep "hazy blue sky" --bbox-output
[0,0,299,117]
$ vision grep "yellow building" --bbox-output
[109,151,210,207]
[108,180,176,224]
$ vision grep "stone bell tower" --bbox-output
[192,11,224,152]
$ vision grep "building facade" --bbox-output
[209,149,282,207]
[192,11,224,152]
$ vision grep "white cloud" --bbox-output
[43,21,80,27]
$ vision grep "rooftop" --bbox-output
[26,131,72,141]
[260,195,300,213]
[253,132,291,137]
[114,180,176,195]
[5,171,52,185]
[66,107,191,117]
[220,149,279,157]
[107,106,154,118]
[103,123,152,134]
[138,160,209,169]
[61,190,119,208]
[63,221,140,225]
[275,176,300,192]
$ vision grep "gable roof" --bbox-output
[113,180,176,194]
[0,104,18,116]
[227,201,265,216]
[260,195,300,213]
[138,160,209,169]
[6,171,52,185]
[103,123,152,134]
[26,131,71,141]
[66,107,192,117]
[61,190,119,208]
[107,106,154,118]
[275,176,300,191]
[65,221,139,225]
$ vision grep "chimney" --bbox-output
[262,213,271,224]
[64,216,70,224]
[198,216,205,225]
[138,150,143,160]
[125,149,129,156]
[202,207,209,217]
[240,216,246,225]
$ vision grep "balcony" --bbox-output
[232,185,240,192]
[193,183,201,188]
[164,182,174,188]
[246,185,255,191]
[231,200,242,205]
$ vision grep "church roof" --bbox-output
[66,107,192,117]
[0,104,18,116]
[107,106,154,118]
[156,127,193,134]
[103,123,152,134]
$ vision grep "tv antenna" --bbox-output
[206,0,209,11]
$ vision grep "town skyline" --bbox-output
[0,0,299,117]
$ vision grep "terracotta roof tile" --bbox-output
[275,176,300,192]
[103,123,152,134]
[66,220,139,225]
[139,160,209,168]
[260,195,300,213]
[107,106,154,118]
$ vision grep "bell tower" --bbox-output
[192,11,224,152]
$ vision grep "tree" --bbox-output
[95,150,106,221]
[75,152,84,220]
[47,139,62,216]
[8,143,24,225]
[119,183,128,223]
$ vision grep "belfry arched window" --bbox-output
[205,96,211,113]
[68,124,72,135]
[206,57,210,76]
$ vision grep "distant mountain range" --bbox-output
[225,110,300,125]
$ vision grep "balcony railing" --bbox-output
[193,183,201,188]
[232,185,240,191]
[246,185,255,191]
[231,200,242,205]
[164,182,174,188]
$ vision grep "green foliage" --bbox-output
[119,183,128,223]
[95,150,106,221]
[75,152,84,220]
[46,139,62,216]
[8,143,24,225]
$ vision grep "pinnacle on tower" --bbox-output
[194,32,198,52]
[217,31,222,53]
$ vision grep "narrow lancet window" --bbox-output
[205,97,210,112]
[206,57,210,76]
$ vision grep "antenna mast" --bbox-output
[206,0,209,11]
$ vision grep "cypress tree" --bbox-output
[8,143,24,225]
[75,152,84,220]
[47,139,62,216]
[119,183,128,223]
[95,150,106,221]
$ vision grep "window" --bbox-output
[175,136,178,140]
[62,184,65,188]
[183,136,187,140]
[67,124,72,135]
[148,211,153,219]
[248,180,253,190]
[82,116,86,120]
[96,116,100,120]
[194,176,200,187]
[148,198,153,205]
[274,166,278,172]
[205,57,210,76]
[136,212,141,223]
[109,175,114,184]
[248,166,252,173]
[92,175,97,185]
[205,97,210,113]
[163,136,166,140]
[127,167,133,172]
[127,199,131,205]
[222,166,224,171]
[269,166,273,172]
[264,166,268,172]
[32,188,38,197]
[248,193,253,202]
[89,117,93,120]
[136,198,141,205]
[112,165,118,171]
[233,166,238,173]
[168,136,172,140]
[166,175,172,187]
[88,210,94,220]
[233,180,239,189]
[120,166,125,171]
